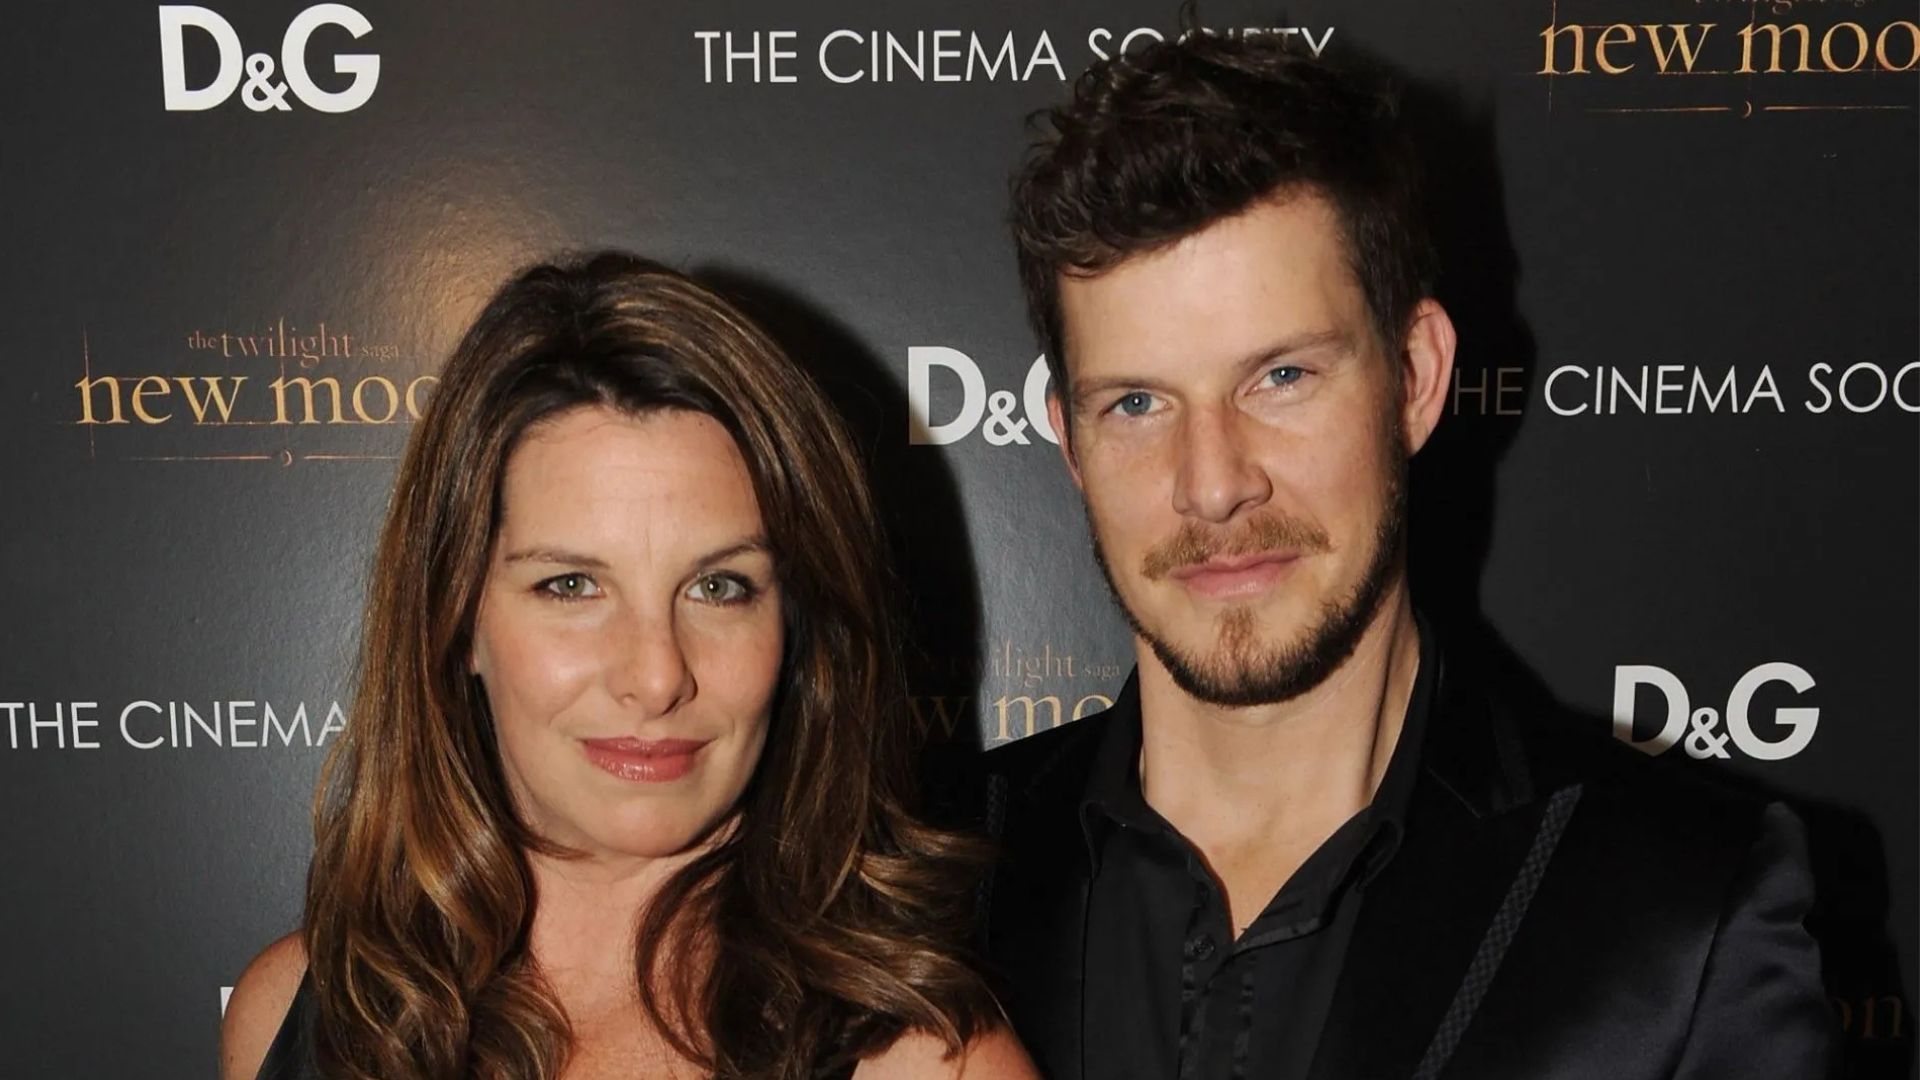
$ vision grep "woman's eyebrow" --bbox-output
[502,547,611,570]
[696,537,771,568]
[502,537,770,571]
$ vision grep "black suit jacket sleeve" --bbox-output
[1672,801,1836,1080]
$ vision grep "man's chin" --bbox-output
[1139,628,1317,707]
[1133,586,1387,707]
[1152,600,1310,659]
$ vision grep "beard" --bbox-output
[1088,440,1409,709]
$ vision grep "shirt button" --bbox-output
[1184,935,1216,962]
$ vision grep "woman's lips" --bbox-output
[1168,552,1301,599]
[579,737,709,782]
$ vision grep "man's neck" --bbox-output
[1134,590,1422,900]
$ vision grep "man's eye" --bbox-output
[688,573,756,605]
[538,573,601,602]
[1113,391,1158,417]
[1265,366,1305,388]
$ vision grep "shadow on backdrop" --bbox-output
[1399,69,1911,1079]
[695,265,989,793]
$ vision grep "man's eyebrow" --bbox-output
[1232,329,1352,371]
[1070,329,1354,406]
[1071,374,1179,409]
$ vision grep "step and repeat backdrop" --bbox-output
[2,0,1915,1075]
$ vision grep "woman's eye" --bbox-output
[1113,391,1158,417]
[1265,365,1305,388]
[537,573,601,602]
[688,573,755,605]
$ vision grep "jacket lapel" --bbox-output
[1309,659,1560,1080]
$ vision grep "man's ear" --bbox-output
[1046,391,1084,490]
[1399,298,1458,454]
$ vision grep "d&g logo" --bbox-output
[159,4,379,113]
[907,347,1057,447]
[1612,662,1819,761]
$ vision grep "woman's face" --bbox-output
[470,405,783,861]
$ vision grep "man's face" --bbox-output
[1053,192,1416,707]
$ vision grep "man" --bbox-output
[976,31,1834,1080]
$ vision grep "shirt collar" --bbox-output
[1077,670,1146,871]
[1077,612,1441,879]
[1350,611,1438,883]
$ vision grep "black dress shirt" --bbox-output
[1079,626,1436,1080]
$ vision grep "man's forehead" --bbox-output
[1057,201,1369,380]
[1071,187,1348,280]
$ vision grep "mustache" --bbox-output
[1141,513,1332,581]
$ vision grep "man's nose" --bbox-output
[1171,404,1272,524]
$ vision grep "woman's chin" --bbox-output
[561,810,735,864]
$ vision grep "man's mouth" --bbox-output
[1166,551,1302,599]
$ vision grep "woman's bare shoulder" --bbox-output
[855,1025,1040,1080]
[219,932,307,1080]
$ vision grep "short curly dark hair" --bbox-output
[1011,31,1436,408]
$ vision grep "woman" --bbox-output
[220,253,1034,1079]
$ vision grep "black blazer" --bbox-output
[974,656,1836,1080]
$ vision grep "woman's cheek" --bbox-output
[491,614,605,722]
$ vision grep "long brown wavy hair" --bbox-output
[303,252,998,1079]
